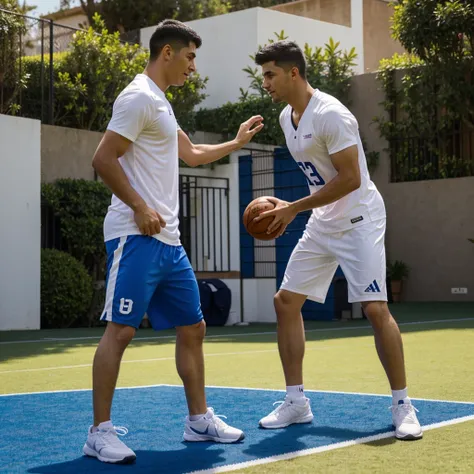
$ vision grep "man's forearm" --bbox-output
[191,140,242,166]
[93,156,146,212]
[291,175,359,214]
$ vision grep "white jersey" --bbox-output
[280,89,386,233]
[104,74,181,245]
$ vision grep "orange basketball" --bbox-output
[243,196,280,241]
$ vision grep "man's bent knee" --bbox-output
[362,301,392,328]
[274,290,306,316]
[176,319,206,343]
[105,322,136,348]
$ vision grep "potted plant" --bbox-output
[387,260,410,303]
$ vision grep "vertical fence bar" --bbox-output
[203,188,208,267]
[200,187,205,272]
[49,19,54,125]
[220,189,223,271]
[226,180,230,272]
[193,180,198,271]
[40,20,45,123]
[18,26,22,111]
[212,188,216,271]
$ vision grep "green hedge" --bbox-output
[41,249,94,328]
[41,179,112,277]
[196,96,286,145]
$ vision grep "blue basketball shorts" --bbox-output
[100,235,203,330]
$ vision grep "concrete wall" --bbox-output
[270,0,351,27]
[272,0,404,72]
[41,125,102,183]
[363,0,405,72]
[349,73,474,302]
[257,7,364,76]
[384,177,474,302]
[141,7,363,109]
[0,116,41,330]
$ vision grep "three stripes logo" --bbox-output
[364,280,381,293]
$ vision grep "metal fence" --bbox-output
[390,126,474,182]
[239,148,311,279]
[42,174,231,273]
[242,150,278,278]
[180,175,231,272]
[0,8,139,124]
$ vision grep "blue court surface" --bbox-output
[1,385,473,473]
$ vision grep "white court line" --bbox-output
[1,317,473,346]
[0,346,333,375]
[0,384,165,397]
[160,384,474,406]
[187,414,474,474]
[3,382,474,406]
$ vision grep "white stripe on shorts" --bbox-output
[101,236,127,322]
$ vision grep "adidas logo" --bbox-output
[364,280,381,293]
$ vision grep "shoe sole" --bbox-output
[259,414,314,429]
[183,432,245,443]
[83,444,136,464]
[395,432,423,441]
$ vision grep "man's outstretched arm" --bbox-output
[178,115,264,167]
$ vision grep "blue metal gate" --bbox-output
[239,147,346,321]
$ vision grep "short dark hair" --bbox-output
[255,40,306,79]
[149,20,202,61]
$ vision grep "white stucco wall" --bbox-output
[0,115,41,330]
[141,6,363,109]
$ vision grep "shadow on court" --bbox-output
[1,303,473,364]
[28,445,227,474]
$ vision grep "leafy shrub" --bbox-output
[41,249,94,328]
[21,14,207,133]
[41,179,112,277]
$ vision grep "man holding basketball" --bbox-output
[85,20,263,464]
[253,40,422,440]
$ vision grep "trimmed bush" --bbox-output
[41,248,94,328]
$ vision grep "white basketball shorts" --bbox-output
[280,218,387,303]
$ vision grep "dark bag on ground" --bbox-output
[197,279,231,326]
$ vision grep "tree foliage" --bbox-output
[375,1,474,181]
[77,0,297,32]
[21,14,207,132]
[391,0,474,62]
[79,0,229,32]
[0,1,35,114]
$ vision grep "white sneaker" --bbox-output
[83,425,136,464]
[183,407,245,443]
[259,396,314,429]
[391,401,423,440]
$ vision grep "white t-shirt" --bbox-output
[103,74,181,245]
[280,89,386,233]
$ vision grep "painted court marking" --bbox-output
[1,317,473,346]
[1,384,473,472]
[187,415,474,474]
[0,346,339,375]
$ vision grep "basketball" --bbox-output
[243,196,280,241]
